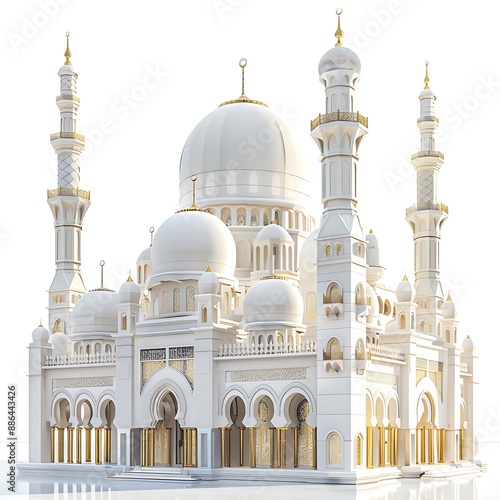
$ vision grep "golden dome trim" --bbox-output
[219,94,268,107]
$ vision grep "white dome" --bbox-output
[32,324,50,343]
[319,46,361,76]
[198,269,220,294]
[178,102,310,209]
[299,228,318,282]
[396,276,415,303]
[462,336,473,351]
[255,224,293,243]
[442,296,457,319]
[243,278,303,325]
[51,332,68,355]
[137,246,151,262]
[151,210,236,277]
[119,278,141,304]
[72,290,119,336]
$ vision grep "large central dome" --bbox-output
[179,102,310,209]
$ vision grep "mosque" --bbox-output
[26,12,481,484]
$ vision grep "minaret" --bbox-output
[405,62,447,327]
[47,33,90,335]
[311,9,369,473]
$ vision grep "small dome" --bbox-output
[318,46,361,76]
[51,332,68,355]
[396,276,415,302]
[299,228,318,283]
[119,277,141,304]
[137,246,151,262]
[72,290,119,336]
[198,268,219,294]
[243,278,303,325]
[462,336,473,351]
[442,296,457,319]
[255,224,293,243]
[32,324,50,343]
[151,210,236,277]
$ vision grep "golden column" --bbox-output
[428,428,434,464]
[238,428,245,467]
[249,428,256,468]
[95,428,102,464]
[50,427,55,463]
[67,428,74,464]
[312,427,317,469]
[148,428,155,467]
[378,426,385,467]
[420,427,426,464]
[141,428,148,466]
[104,428,111,463]
[165,428,172,467]
[366,427,374,469]
[76,427,82,464]
[220,428,231,467]
[85,428,92,463]
[293,427,298,468]
[182,428,197,467]
[270,428,275,468]
[460,428,464,460]
[437,428,445,463]
[57,427,65,463]
[276,428,287,468]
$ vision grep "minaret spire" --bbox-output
[335,8,344,46]
[406,62,447,328]
[46,33,90,335]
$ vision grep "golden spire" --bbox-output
[127,275,134,282]
[402,274,408,281]
[64,31,72,65]
[335,8,344,46]
[149,226,155,247]
[99,260,105,289]
[39,319,43,328]
[206,265,213,273]
[447,294,452,301]
[369,229,373,234]
[191,175,198,208]
[240,57,247,97]
[423,61,430,89]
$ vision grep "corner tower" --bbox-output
[47,33,90,335]
[311,9,369,473]
[405,62,447,330]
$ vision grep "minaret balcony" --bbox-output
[56,94,80,103]
[406,201,448,216]
[50,131,85,142]
[311,110,368,131]
[47,187,90,201]
[411,150,444,160]
[417,115,439,124]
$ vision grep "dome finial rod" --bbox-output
[149,226,155,247]
[239,58,247,97]
[191,175,198,208]
[335,8,344,47]
[64,31,72,65]
[100,260,105,289]
[424,60,430,89]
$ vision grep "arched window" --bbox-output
[95,343,101,355]
[138,266,143,284]
[251,208,259,226]
[105,344,112,354]
[355,284,365,305]
[173,288,180,312]
[256,246,261,270]
[399,313,406,330]
[221,207,231,226]
[263,209,270,226]
[162,291,168,314]
[121,313,127,330]
[419,321,427,333]
[325,244,331,257]
[86,344,90,356]
[144,264,149,280]
[274,209,280,225]
[202,306,208,323]
[355,338,365,360]
[328,432,342,465]
[223,292,229,315]
[186,286,195,312]
[327,337,342,360]
[335,243,342,256]
[53,319,64,333]
[306,292,317,320]
[383,299,391,316]
[355,434,363,466]
[445,329,450,342]
[324,282,342,304]
[237,208,246,226]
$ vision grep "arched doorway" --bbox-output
[387,397,399,466]
[289,396,315,469]
[101,400,116,464]
[52,398,70,463]
[253,397,274,467]
[416,392,436,464]
[76,399,93,464]
[153,392,178,467]
[221,396,246,467]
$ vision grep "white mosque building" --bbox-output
[26,14,481,484]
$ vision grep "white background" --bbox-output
[0,0,499,495]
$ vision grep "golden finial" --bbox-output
[239,58,247,97]
[39,319,43,328]
[64,31,72,65]
[206,265,213,273]
[447,294,452,301]
[335,8,344,46]
[403,274,408,281]
[127,275,133,282]
[369,229,373,234]
[149,226,155,247]
[423,61,430,89]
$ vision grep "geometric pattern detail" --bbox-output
[186,286,195,312]
[341,93,348,111]
[366,371,397,385]
[417,170,434,208]
[328,432,342,465]
[306,292,317,319]
[168,359,194,390]
[229,367,307,382]
[53,376,114,389]
[141,360,166,390]
[58,153,81,188]
[256,400,271,466]
[331,94,337,112]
